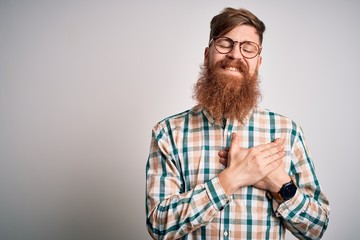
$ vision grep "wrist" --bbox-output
[269,175,291,193]
[218,169,240,196]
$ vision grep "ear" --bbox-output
[204,47,209,66]
[257,55,262,67]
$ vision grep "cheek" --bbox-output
[206,48,224,67]
[207,54,223,68]
[247,59,261,74]
[248,65,256,74]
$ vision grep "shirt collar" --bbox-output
[197,106,257,127]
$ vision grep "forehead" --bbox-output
[222,25,260,44]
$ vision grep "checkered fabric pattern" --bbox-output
[146,107,330,240]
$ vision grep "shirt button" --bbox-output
[227,131,232,136]
[223,231,229,237]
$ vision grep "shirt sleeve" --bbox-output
[272,125,330,240]
[145,124,232,240]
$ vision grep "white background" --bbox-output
[1,0,359,239]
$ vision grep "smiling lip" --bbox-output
[225,66,240,72]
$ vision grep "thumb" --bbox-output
[229,132,239,154]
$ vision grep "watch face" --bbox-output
[280,181,297,200]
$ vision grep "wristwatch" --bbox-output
[270,178,297,202]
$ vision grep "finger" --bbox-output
[219,157,227,166]
[253,140,281,152]
[263,150,286,166]
[228,133,239,155]
[218,150,229,158]
[274,138,286,147]
[262,144,284,158]
[247,141,284,165]
[265,157,283,172]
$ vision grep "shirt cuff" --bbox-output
[275,189,308,220]
[204,177,232,211]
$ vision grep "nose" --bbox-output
[226,42,243,60]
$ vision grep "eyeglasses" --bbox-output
[210,37,262,59]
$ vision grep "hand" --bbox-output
[219,137,289,192]
[218,133,285,195]
[253,139,290,192]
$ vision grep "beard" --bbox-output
[193,58,261,123]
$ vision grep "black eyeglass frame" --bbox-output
[209,37,262,59]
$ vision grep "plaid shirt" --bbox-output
[146,107,330,240]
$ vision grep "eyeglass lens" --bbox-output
[214,38,259,58]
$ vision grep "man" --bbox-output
[146,7,330,240]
